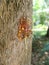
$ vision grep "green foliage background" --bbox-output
[33,0,49,37]
[32,1,49,65]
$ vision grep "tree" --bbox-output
[0,0,32,65]
[45,26,49,37]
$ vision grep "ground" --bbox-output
[31,36,49,65]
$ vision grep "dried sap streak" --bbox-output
[17,17,32,40]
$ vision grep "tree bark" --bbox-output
[0,0,32,65]
[45,26,49,37]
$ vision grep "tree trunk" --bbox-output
[45,26,49,37]
[0,0,32,65]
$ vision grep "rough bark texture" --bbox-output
[0,0,32,65]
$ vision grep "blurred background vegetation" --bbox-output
[32,0,49,65]
[33,0,49,37]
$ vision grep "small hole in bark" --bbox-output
[0,30,1,33]
[11,0,13,3]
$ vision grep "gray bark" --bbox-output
[0,0,32,65]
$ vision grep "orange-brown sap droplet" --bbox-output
[22,27,24,30]
[17,17,32,40]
